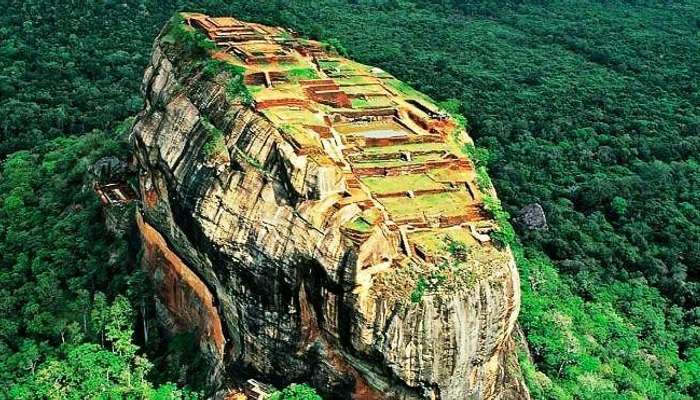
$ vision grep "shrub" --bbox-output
[410,276,428,303]
[322,38,348,56]
[483,195,516,247]
[200,119,227,161]
[269,383,322,400]
[165,15,216,57]
[462,144,490,168]
[226,76,253,105]
[475,166,492,190]
[446,237,469,261]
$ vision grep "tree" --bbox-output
[269,383,322,400]
[6,298,198,400]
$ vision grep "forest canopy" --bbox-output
[0,0,698,398]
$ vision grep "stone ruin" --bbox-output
[183,12,498,268]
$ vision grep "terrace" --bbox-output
[333,118,416,140]
[185,14,263,44]
[181,12,500,289]
[379,190,477,219]
[229,42,297,64]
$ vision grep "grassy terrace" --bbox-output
[347,216,373,232]
[360,174,444,194]
[360,142,463,157]
[385,78,435,103]
[343,208,382,232]
[350,96,394,109]
[353,153,451,168]
[379,190,475,218]
[342,84,388,95]
[408,226,479,254]
[335,76,376,85]
[262,107,325,128]
[427,167,474,183]
[276,124,320,148]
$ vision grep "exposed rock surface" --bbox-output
[131,17,529,400]
[91,156,128,184]
[515,204,547,231]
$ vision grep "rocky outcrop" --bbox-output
[515,204,547,231]
[131,18,528,400]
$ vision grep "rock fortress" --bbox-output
[131,12,528,399]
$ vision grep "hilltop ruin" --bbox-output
[184,13,498,295]
[132,13,526,399]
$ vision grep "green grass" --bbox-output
[380,190,473,218]
[247,85,264,96]
[363,141,461,155]
[360,174,442,194]
[386,78,435,103]
[351,98,369,108]
[346,216,373,232]
[336,75,371,85]
[200,59,246,79]
[287,67,319,82]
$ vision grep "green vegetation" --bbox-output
[163,15,216,58]
[227,76,253,105]
[483,195,517,248]
[1,0,699,398]
[410,237,471,303]
[409,276,428,303]
[200,119,227,161]
[234,147,264,171]
[0,129,195,397]
[320,38,348,57]
[380,190,473,218]
[201,59,246,79]
[7,296,197,399]
[286,67,319,82]
[460,143,490,169]
[360,174,442,194]
[350,98,369,108]
[475,166,492,191]
[269,383,322,400]
[347,216,373,232]
[445,237,469,262]
[248,85,265,96]
[166,17,252,105]
[386,79,434,103]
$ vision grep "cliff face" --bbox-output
[132,14,528,399]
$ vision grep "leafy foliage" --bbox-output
[163,15,216,57]
[6,296,196,400]
[1,0,699,398]
[200,118,227,161]
[269,383,322,400]
[409,276,428,303]
[0,129,195,398]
